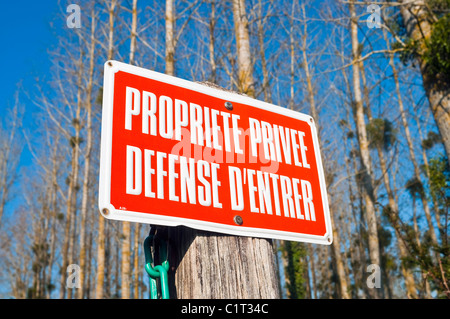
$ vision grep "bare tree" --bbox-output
[57,40,84,299]
[165,0,175,75]
[0,95,22,227]
[96,0,118,300]
[359,57,417,298]
[232,0,255,97]
[348,3,381,299]
[0,209,33,298]
[78,7,97,299]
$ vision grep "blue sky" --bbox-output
[0,1,59,116]
[0,1,61,222]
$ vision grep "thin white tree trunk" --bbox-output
[60,47,83,299]
[208,0,217,83]
[349,2,381,298]
[78,9,96,299]
[232,0,254,97]
[96,0,117,300]
[165,0,175,76]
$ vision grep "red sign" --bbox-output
[99,61,332,244]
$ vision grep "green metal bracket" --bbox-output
[143,230,170,299]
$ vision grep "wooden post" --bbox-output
[159,0,279,298]
[158,81,280,299]
[167,226,280,299]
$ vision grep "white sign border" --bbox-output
[99,60,333,245]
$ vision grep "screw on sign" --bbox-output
[99,60,332,245]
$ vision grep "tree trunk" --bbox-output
[168,227,280,298]
[232,0,254,97]
[338,48,370,298]
[329,204,350,299]
[288,1,295,110]
[165,0,175,76]
[129,0,138,65]
[208,0,217,83]
[399,0,450,161]
[0,103,19,226]
[300,3,318,122]
[389,47,439,247]
[412,105,443,234]
[349,2,381,298]
[96,0,116,300]
[46,136,60,299]
[86,233,93,298]
[78,8,96,299]
[359,59,418,299]
[121,221,131,299]
[133,224,141,298]
[307,245,318,299]
[59,48,83,299]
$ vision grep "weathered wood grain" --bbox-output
[167,226,280,299]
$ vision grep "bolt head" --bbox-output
[224,101,233,111]
[234,215,243,225]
